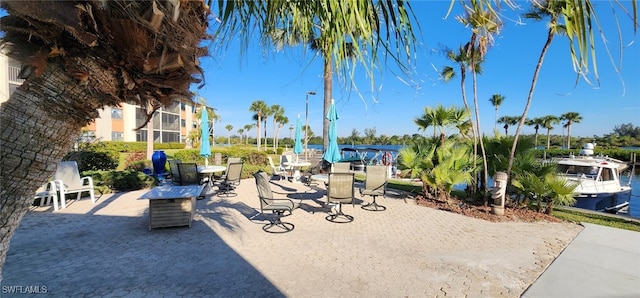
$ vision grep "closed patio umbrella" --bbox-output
[293,115,303,161]
[323,100,342,167]
[200,107,211,166]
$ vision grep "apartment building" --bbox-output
[1,52,202,145]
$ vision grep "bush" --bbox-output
[123,151,148,170]
[64,150,118,172]
[84,170,156,192]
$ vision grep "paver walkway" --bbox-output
[3,178,582,297]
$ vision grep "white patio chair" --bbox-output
[34,180,64,211]
[54,161,96,205]
[267,156,287,180]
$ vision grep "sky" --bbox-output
[198,1,639,140]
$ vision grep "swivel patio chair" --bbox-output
[359,165,387,211]
[218,162,243,197]
[326,172,355,223]
[332,162,351,173]
[253,171,299,233]
[168,159,182,184]
[54,161,96,206]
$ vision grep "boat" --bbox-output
[339,147,398,173]
[553,143,632,212]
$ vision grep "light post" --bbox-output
[304,91,316,161]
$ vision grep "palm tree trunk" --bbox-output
[506,29,554,178]
[459,66,478,194]
[322,57,333,151]
[547,129,552,149]
[0,62,99,278]
[567,123,572,149]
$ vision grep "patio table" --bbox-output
[140,185,204,230]
[283,161,311,183]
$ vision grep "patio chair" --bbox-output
[177,162,205,199]
[34,180,63,210]
[218,162,243,197]
[215,157,241,181]
[326,172,355,223]
[267,156,287,180]
[253,171,299,233]
[332,162,351,173]
[359,165,387,211]
[168,159,182,184]
[280,154,294,176]
[54,161,96,205]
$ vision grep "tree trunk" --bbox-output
[567,123,572,149]
[322,57,333,151]
[0,62,100,280]
[506,29,554,178]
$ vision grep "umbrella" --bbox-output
[200,107,211,166]
[293,115,303,160]
[323,100,342,165]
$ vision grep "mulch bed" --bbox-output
[414,195,563,223]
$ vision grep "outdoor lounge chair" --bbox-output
[218,162,243,197]
[359,165,387,211]
[253,171,299,233]
[267,156,287,180]
[326,172,355,223]
[54,161,96,206]
[34,180,63,210]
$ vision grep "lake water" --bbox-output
[309,144,640,219]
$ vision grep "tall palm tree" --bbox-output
[243,124,255,146]
[274,115,289,152]
[506,0,580,177]
[270,104,284,152]
[489,94,506,131]
[541,115,560,149]
[560,112,582,149]
[261,105,273,151]
[225,124,233,146]
[525,117,545,148]
[456,0,503,192]
[237,128,244,145]
[248,100,268,150]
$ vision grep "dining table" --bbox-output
[283,160,311,183]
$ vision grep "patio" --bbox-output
[4,177,582,297]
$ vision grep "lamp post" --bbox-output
[305,91,316,161]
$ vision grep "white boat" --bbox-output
[553,143,632,212]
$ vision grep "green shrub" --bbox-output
[64,150,118,172]
[84,170,155,192]
[123,151,148,170]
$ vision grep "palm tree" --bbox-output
[506,0,582,177]
[456,0,503,192]
[497,116,521,135]
[0,1,210,274]
[274,115,289,152]
[248,100,268,150]
[414,104,470,146]
[541,115,560,149]
[560,112,582,149]
[225,124,233,146]
[270,104,284,152]
[237,128,244,145]
[525,117,545,148]
[261,105,273,151]
[243,124,255,146]
[489,94,506,131]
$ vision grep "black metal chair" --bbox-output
[326,172,355,223]
[218,162,243,197]
[177,163,205,199]
[253,171,299,233]
[359,165,387,211]
[168,159,182,185]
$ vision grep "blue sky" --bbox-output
[199,1,639,139]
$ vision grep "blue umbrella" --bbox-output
[293,116,303,159]
[200,107,211,166]
[323,100,342,164]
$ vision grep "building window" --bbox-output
[181,102,186,111]
[181,119,186,127]
[111,108,123,119]
[111,132,124,141]
[162,113,180,131]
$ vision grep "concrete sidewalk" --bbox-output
[522,223,640,298]
[0,178,620,297]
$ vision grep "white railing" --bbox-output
[8,66,25,84]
